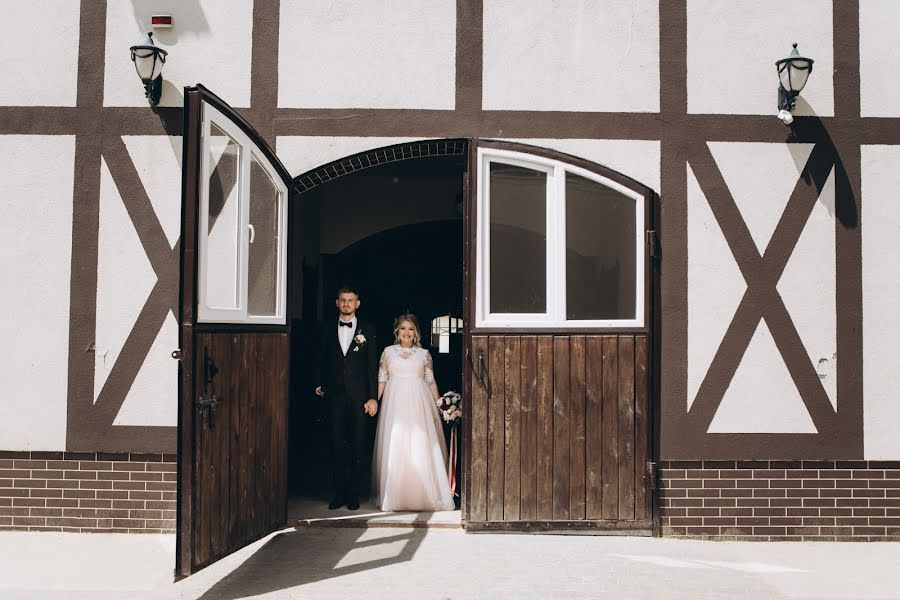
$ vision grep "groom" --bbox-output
[315,286,379,510]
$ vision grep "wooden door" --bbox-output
[176,85,294,576]
[463,140,658,533]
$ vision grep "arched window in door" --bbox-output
[431,314,463,353]
[476,147,645,328]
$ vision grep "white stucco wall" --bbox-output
[687,0,834,116]
[278,0,456,109]
[483,0,659,112]
[4,0,900,460]
[860,0,900,117]
[861,145,900,459]
[0,0,81,106]
[0,135,75,450]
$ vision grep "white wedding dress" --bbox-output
[372,345,455,512]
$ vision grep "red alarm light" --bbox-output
[151,15,173,28]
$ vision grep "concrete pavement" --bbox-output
[1,527,899,599]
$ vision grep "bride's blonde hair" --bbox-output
[393,313,422,346]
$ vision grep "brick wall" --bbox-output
[659,460,900,541]
[0,451,176,533]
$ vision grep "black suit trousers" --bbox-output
[328,391,367,498]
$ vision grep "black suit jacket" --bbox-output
[320,318,378,402]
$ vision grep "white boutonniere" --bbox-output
[353,332,366,351]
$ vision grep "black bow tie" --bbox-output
[339,321,353,327]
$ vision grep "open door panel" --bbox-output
[176,85,294,577]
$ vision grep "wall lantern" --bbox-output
[129,32,168,106]
[775,43,814,125]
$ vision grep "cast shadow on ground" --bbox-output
[197,517,433,599]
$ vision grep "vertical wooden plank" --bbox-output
[487,336,506,521]
[600,335,619,520]
[217,334,236,556]
[209,333,228,559]
[618,336,636,521]
[245,335,258,541]
[634,335,649,521]
[469,336,489,523]
[228,334,242,545]
[204,334,219,559]
[193,333,208,567]
[552,336,570,520]
[519,336,538,521]
[254,334,268,535]
[272,333,287,528]
[503,337,521,521]
[254,334,268,537]
[237,334,251,545]
[535,336,554,520]
[585,336,603,519]
[264,334,276,532]
[276,332,289,526]
[569,336,586,520]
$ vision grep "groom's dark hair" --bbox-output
[335,285,360,299]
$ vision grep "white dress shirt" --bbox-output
[338,316,357,356]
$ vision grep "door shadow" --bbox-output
[197,520,432,599]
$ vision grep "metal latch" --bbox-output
[198,394,220,429]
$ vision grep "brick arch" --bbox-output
[293,138,468,193]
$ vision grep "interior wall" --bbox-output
[315,159,464,255]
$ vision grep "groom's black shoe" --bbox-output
[347,496,360,511]
[328,494,345,510]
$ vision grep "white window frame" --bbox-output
[197,103,289,325]
[476,147,645,329]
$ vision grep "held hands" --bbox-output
[315,387,376,416]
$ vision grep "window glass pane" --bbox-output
[247,154,282,317]
[565,173,636,320]
[205,123,241,310]
[489,162,547,313]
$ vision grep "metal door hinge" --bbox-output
[646,230,658,258]
[647,461,658,487]
[171,349,182,361]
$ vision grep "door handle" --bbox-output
[202,347,218,393]
[472,347,491,399]
[248,223,255,244]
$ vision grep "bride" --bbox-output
[371,314,455,512]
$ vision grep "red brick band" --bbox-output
[659,460,900,541]
[0,451,176,533]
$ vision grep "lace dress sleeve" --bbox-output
[378,349,389,382]
[423,349,436,384]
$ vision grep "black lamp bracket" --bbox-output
[778,85,799,112]
[143,75,163,106]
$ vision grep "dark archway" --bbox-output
[288,151,466,501]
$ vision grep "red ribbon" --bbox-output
[448,427,457,496]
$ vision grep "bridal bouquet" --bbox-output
[436,390,462,427]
